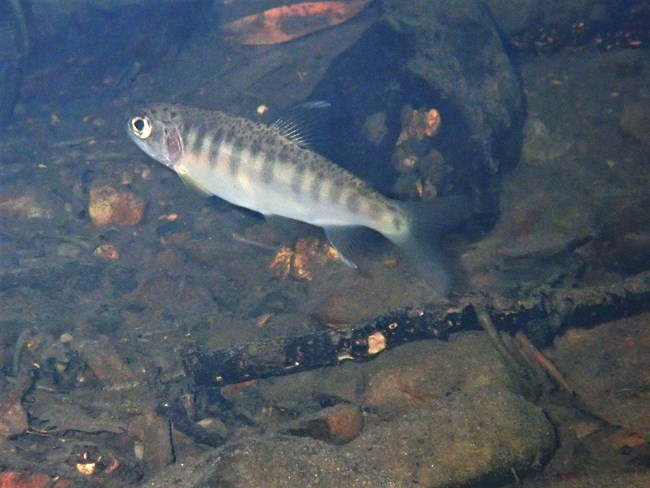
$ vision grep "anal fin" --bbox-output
[323,225,383,271]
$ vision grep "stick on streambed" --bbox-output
[182,271,650,387]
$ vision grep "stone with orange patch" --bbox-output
[88,185,145,226]
[283,404,363,445]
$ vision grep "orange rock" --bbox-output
[284,404,363,444]
[75,338,136,389]
[93,243,120,260]
[323,404,364,444]
[141,411,175,475]
[0,472,53,488]
[0,375,30,438]
[88,185,145,226]
[0,399,28,438]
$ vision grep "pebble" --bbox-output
[283,404,364,445]
[0,195,51,219]
[88,184,145,226]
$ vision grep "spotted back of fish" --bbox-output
[128,103,409,243]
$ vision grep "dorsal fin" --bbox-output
[270,101,331,153]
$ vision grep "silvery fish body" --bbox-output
[127,103,466,289]
[128,104,411,253]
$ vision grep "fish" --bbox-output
[127,103,470,292]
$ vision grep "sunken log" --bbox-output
[183,271,650,387]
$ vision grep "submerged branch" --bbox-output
[183,271,650,386]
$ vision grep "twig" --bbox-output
[514,331,574,394]
[182,271,650,386]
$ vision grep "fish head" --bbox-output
[127,103,185,169]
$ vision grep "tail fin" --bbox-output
[397,195,472,294]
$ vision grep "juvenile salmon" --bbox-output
[128,103,468,291]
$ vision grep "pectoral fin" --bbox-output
[177,170,213,197]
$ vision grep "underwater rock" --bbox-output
[164,333,555,487]
[75,337,136,389]
[0,472,72,488]
[0,195,51,219]
[391,105,446,200]
[88,184,145,227]
[481,0,616,37]
[482,0,649,51]
[547,313,650,436]
[93,243,120,260]
[310,0,525,227]
[0,378,29,438]
[521,117,569,164]
[593,231,650,275]
[141,412,176,477]
[313,290,379,326]
[590,193,650,275]
[148,384,554,487]
[384,0,523,218]
[357,388,555,487]
[282,403,364,445]
[619,101,650,146]
[362,333,519,418]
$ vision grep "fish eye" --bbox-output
[130,116,153,139]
